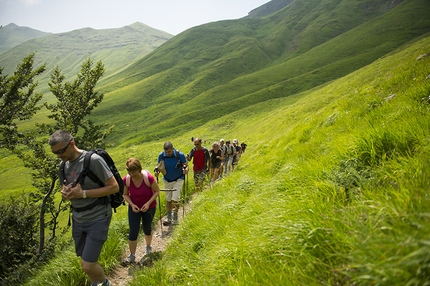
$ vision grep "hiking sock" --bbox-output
[173,212,178,224]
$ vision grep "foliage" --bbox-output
[23,218,128,286]
[0,53,46,148]
[0,195,39,284]
[23,32,430,286]
[2,0,430,285]
[0,55,116,284]
[122,34,430,285]
[45,58,113,149]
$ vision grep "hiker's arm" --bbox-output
[141,181,160,212]
[80,176,118,199]
[63,176,118,200]
[123,185,140,212]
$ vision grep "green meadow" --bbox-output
[24,35,430,285]
[1,0,430,284]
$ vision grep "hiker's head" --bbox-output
[212,141,220,150]
[164,141,174,156]
[49,130,75,161]
[220,139,225,145]
[226,140,231,145]
[194,138,202,149]
[126,158,142,173]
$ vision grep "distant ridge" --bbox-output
[0,22,172,92]
[0,23,51,54]
[246,0,293,18]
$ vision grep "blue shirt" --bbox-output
[157,149,187,182]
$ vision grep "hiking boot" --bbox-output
[98,278,112,286]
[172,212,178,225]
[145,245,152,256]
[163,217,172,226]
[123,254,135,264]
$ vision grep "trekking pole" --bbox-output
[156,176,162,231]
[182,177,186,218]
[184,174,188,203]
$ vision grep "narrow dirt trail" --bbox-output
[108,202,192,286]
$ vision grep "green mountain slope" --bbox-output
[140,32,430,286]
[0,22,172,94]
[25,29,430,286]
[93,0,430,144]
[0,23,51,54]
[246,0,294,18]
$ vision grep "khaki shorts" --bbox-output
[164,179,183,202]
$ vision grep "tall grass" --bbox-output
[8,10,430,286]
[120,36,430,285]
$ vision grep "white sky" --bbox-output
[0,0,270,35]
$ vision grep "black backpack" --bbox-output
[61,148,125,212]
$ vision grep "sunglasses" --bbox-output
[52,139,72,155]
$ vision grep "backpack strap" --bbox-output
[126,174,130,187]
[126,170,150,188]
[81,151,103,187]
[71,151,108,212]
[142,170,150,187]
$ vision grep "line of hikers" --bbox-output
[49,130,247,284]
[123,137,247,266]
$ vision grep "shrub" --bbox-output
[0,195,39,284]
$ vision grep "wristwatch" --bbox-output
[82,189,87,199]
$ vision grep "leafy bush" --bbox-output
[0,195,39,284]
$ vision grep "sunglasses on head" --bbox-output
[52,139,72,155]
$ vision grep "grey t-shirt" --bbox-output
[60,150,113,223]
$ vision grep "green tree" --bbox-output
[29,57,113,253]
[0,53,46,147]
[0,55,113,269]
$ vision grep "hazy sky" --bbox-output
[0,0,269,35]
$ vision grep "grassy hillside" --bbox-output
[89,0,430,145]
[0,23,51,54]
[246,0,294,18]
[0,22,172,95]
[26,33,430,286]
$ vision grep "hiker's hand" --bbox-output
[131,204,140,213]
[61,182,73,200]
[183,168,188,175]
[141,202,150,212]
[154,171,159,177]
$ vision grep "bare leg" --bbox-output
[81,260,106,285]
[128,240,137,255]
[144,233,152,247]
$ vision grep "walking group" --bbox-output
[48,130,246,286]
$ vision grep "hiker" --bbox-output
[241,141,247,153]
[49,130,118,286]
[232,139,242,171]
[224,140,236,176]
[122,158,160,264]
[186,137,210,192]
[219,139,227,179]
[154,141,188,225]
[209,141,224,186]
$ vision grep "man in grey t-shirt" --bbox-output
[49,130,118,286]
